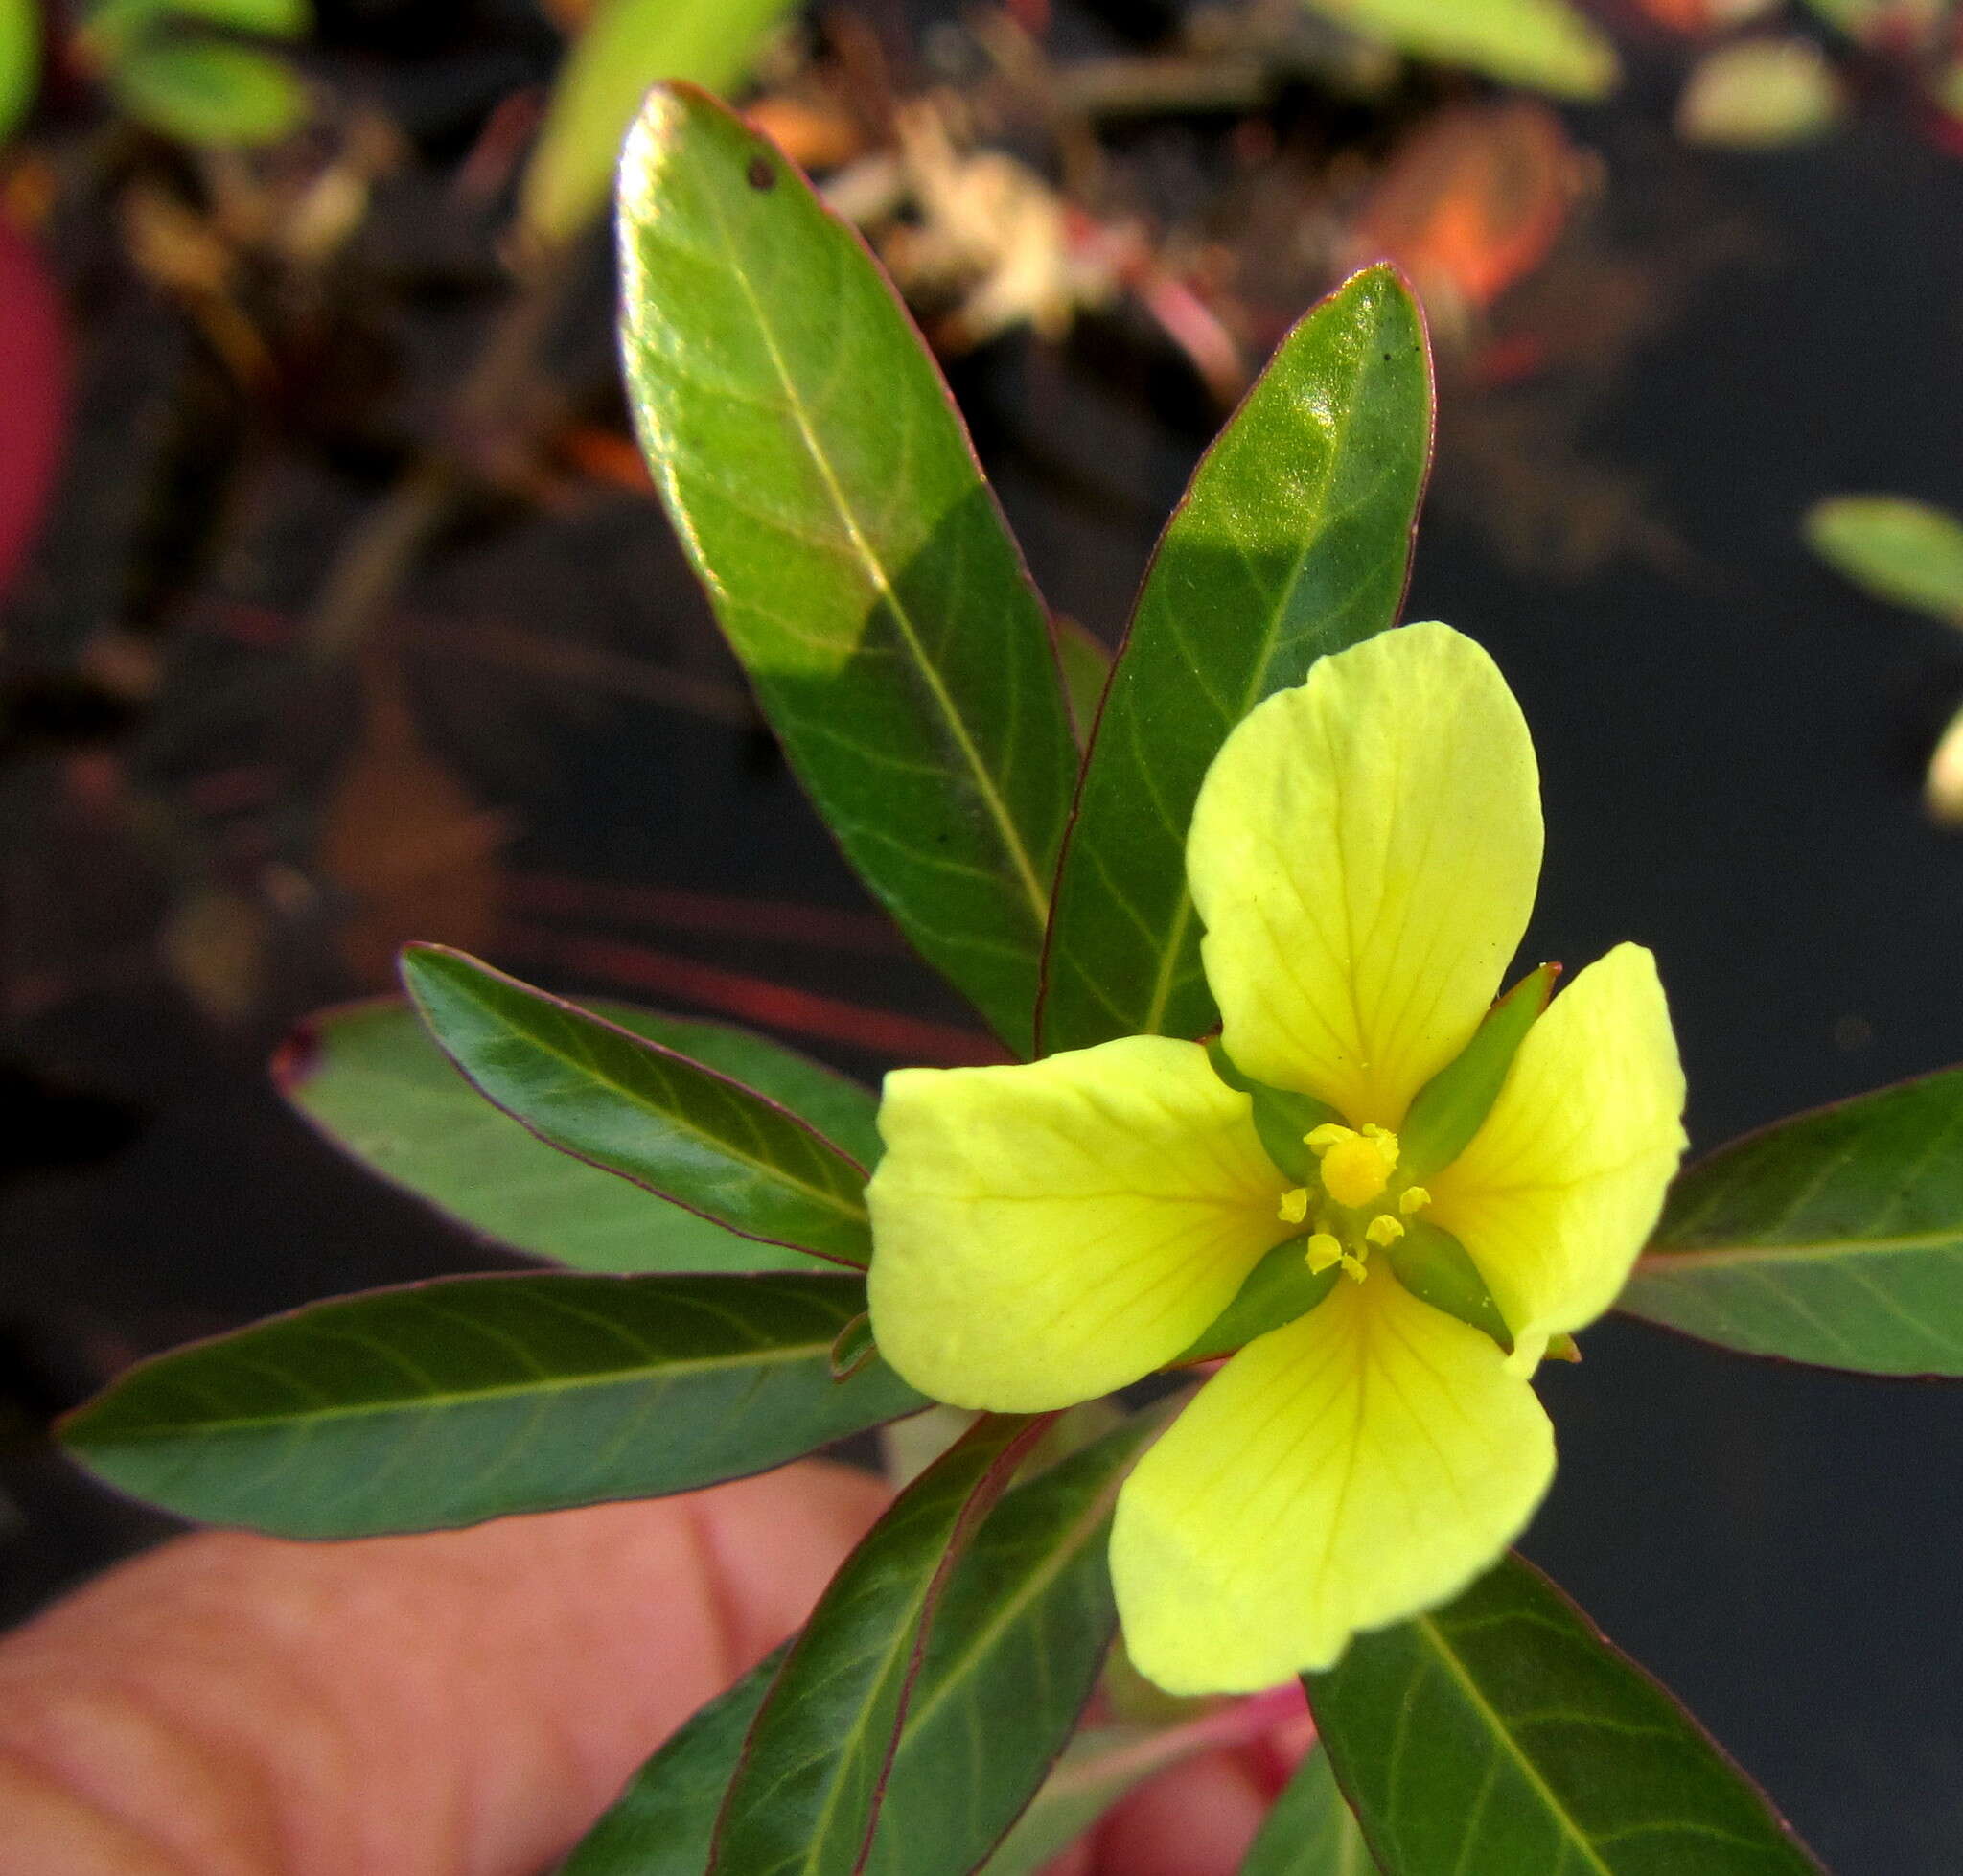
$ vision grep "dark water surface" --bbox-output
[4,54,1962,1876]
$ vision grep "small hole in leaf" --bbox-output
[747,155,775,190]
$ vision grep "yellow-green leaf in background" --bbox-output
[1300,0,1619,101]
[1805,493,1963,624]
[0,0,38,139]
[1677,37,1843,149]
[110,37,307,145]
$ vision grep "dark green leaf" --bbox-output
[709,1413,1049,1876]
[402,946,873,1267]
[1299,0,1618,99]
[521,0,795,242]
[1038,266,1431,1054]
[278,997,877,1274]
[1307,1552,1823,1875]
[60,1272,922,1538]
[619,85,1080,1058]
[111,38,306,145]
[1621,1065,1963,1375]
[1240,1748,1379,1876]
[1804,494,1963,624]
[1208,1042,1343,1183]
[1384,1219,1512,1354]
[1400,964,1555,1180]
[830,1311,876,1379]
[561,1646,789,1876]
[977,1726,1177,1876]
[1175,1239,1338,1364]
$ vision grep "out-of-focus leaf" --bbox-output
[560,1645,789,1876]
[976,1728,1164,1876]
[1676,37,1843,148]
[708,1413,1049,1876]
[1240,1748,1379,1875]
[567,1413,1157,1876]
[110,38,307,145]
[1800,0,1946,47]
[60,1272,921,1539]
[1805,494,1963,624]
[278,997,877,1273]
[402,946,873,1267]
[86,0,310,46]
[618,86,1080,1059]
[1621,1066,1963,1375]
[1307,1552,1824,1874]
[1038,266,1430,1054]
[520,0,794,243]
[0,0,37,138]
[1300,0,1619,100]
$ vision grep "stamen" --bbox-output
[1364,1213,1405,1247]
[1398,1185,1431,1216]
[1279,1187,1309,1225]
[1305,1233,1343,1274]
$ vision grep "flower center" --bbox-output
[1277,1123,1432,1284]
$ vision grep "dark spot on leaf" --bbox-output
[747,155,775,191]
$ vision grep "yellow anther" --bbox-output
[1278,1187,1309,1225]
[1339,1251,1369,1284]
[1305,1232,1344,1274]
[1364,1213,1405,1248]
[1398,1185,1432,1216]
[1314,1125,1400,1210]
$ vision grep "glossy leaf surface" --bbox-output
[1240,1748,1379,1876]
[1805,494,1963,624]
[1300,0,1619,99]
[1621,1066,1963,1374]
[111,39,306,145]
[61,1272,920,1538]
[520,0,794,242]
[403,946,873,1267]
[281,997,875,1273]
[1038,267,1430,1053]
[1308,1552,1822,1875]
[708,1414,1048,1876]
[619,85,1079,1058]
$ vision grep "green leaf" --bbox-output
[1620,1065,1963,1375]
[0,0,38,140]
[560,1645,789,1876]
[59,1271,922,1539]
[110,38,307,145]
[520,0,795,243]
[1175,1239,1338,1364]
[708,1413,1050,1876]
[976,1727,1166,1876]
[1037,266,1431,1054]
[402,945,873,1267]
[278,996,876,1274]
[1400,963,1556,1181]
[1055,616,1113,748]
[86,0,310,46]
[564,1414,1155,1876]
[1307,1552,1823,1876]
[1804,495,1963,625]
[1677,39,1843,150]
[1299,0,1619,100]
[1240,1748,1379,1875]
[618,85,1081,1059]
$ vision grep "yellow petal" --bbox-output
[1110,1270,1554,1694]
[1426,942,1686,1374]
[866,1037,1286,1411]
[1188,621,1541,1125]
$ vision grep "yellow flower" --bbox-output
[865,623,1686,1695]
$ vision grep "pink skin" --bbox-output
[0,1461,1301,1876]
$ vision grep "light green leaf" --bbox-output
[1037,266,1431,1054]
[1055,616,1114,748]
[1677,38,1842,149]
[1805,494,1963,625]
[1300,0,1618,100]
[1239,1748,1379,1875]
[110,38,307,145]
[402,945,872,1267]
[520,0,795,243]
[86,0,310,46]
[59,1271,923,1539]
[0,0,38,139]
[1621,1065,1963,1375]
[566,1413,1159,1876]
[708,1413,1049,1876]
[618,85,1080,1059]
[1307,1552,1823,1875]
[277,995,876,1274]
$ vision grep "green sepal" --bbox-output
[1207,1040,1343,1184]
[1398,962,1557,1181]
[829,1310,876,1380]
[1170,1237,1340,1365]
[1385,1217,1513,1355]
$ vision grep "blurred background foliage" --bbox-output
[0,0,1960,1866]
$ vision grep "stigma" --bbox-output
[1306,1123,1399,1209]
[1280,1122,1435,1285]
